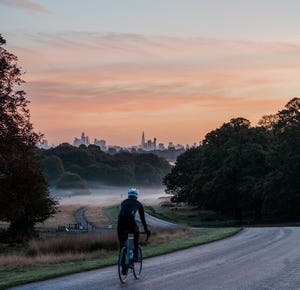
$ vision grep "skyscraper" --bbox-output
[141,131,145,148]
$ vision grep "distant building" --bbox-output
[94,138,107,151]
[73,132,90,147]
[168,142,175,150]
[154,137,157,149]
[175,144,185,150]
[38,139,51,149]
[158,143,165,150]
[141,131,145,148]
[140,131,157,150]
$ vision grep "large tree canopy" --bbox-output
[271,98,300,218]
[164,99,300,223]
[0,34,57,241]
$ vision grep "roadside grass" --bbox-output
[36,204,81,229]
[84,206,111,228]
[102,205,119,227]
[0,226,241,289]
[0,204,241,289]
[145,204,241,227]
[147,201,300,227]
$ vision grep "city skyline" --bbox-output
[69,131,188,150]
[38,130,190,150]
[1,1,299,146]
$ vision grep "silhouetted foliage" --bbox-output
[164,99,300,223]
[41,155,64,183]
[0,35,57,241]
[270,98,300,219]
[164,147,202,204]
[56,172,88,190]
[40,145,171,187]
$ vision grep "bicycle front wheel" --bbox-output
[118,247,128,283]
[133,247,143,279]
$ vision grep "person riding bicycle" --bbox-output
[117,188,151,268]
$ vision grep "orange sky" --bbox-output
[9,33,297,146]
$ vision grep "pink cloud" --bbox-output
[9,32,299,145]
[0,0,50,13]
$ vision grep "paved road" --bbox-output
[10,227,300,290]
[75,205,178,229]
[140,212,178,227]
[74,206,91,229]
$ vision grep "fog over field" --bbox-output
[50,185,167,206]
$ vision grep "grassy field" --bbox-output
[84,206,111,228]
[145,203,242,227]
[0,204,241,289]
[36,204,81,229]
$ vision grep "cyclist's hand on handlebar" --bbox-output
[145,229,151,239]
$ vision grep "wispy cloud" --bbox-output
[0,0,50,13]
[10,32,297,145]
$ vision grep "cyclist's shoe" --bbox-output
[121,265,127,275]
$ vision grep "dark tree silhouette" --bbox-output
[40,143,171,186]
[271,97,300,218]
[0,34,57,241]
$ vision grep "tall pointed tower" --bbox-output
[141,131,145,148]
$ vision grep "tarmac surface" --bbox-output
[10,227,300,290]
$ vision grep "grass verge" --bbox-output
[102,205,119,225]
[0,204,241,289]
[0,227,240,289]
[145,204,242,227]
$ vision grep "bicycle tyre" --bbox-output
[118,247,128,283]
[133,247,143,279]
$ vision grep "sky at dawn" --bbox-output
[1,0,300,146]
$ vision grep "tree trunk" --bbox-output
[7,219,36,242]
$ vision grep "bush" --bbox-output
[56,172,88,189]
[26,232,119,256]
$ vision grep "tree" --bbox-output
[164,147,202,203]
[164,118,273,222]
[163,99,300,223]
[270,98,300,218]
[56,172,88,190]
[258,114,279,131]
[41,155,64,183]
[0,34,57,240]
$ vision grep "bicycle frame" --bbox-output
[124,235,134,267]
[118,233,146,283]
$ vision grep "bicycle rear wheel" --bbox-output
[133,247,143,279]
[118,247,128,283]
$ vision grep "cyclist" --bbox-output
[117,188,151,273]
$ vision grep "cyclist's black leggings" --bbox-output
[117,222,139,253]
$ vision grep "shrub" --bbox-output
[26,232,119,256]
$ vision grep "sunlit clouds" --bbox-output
[7,32,298,146]
[0,0,50,13]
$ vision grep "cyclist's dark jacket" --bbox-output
[118,198,147,231]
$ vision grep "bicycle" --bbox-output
[118,232,149,283]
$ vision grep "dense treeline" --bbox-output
[0,34,57,240]
[40,143,171,188]
[164,98,300,223]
